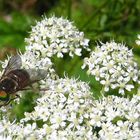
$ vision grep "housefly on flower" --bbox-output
[0,55,47,107]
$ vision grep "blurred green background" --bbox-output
[0,0,140,119]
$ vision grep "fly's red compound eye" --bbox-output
[0,91,7,99]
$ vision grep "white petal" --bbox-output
[100,80,106,85]
[57,52,63,58]
[75,48,82,56]
[125,84,134,91]
[119,88,124,94]
[104,86,109,92]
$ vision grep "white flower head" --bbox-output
[25,16,90,58]
[19,77,95,139]
[91,95,140,140]
[82,41,140,94]
[136,34,140,45]
[2,77,96,139]
[0,78,96,139]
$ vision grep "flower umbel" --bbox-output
[92,95,140,140]
[21,77,95,139]
[0,78,97,139]
[25,16,90,58]
[82,41,140,94]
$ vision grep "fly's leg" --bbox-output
[0,94,20,107]
[0,100,11,107]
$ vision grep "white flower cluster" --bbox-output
[25,16,89,58]
[90,95,140,140]
[136,34,140,45]
[0,78,97,139]
[82,41,140,94]
[0,78,139,140]
[20,78,96,139]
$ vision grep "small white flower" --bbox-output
[50,112,67,129]
[23,123,36,136]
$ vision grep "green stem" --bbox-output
[67,0,72,20]
[100,87,105,97]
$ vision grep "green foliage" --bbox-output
[0,12,33,52]
[12,91,39,121]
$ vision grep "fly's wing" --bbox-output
[26,69,47,83]
[2,55,22,77]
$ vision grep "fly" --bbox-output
[0,55,46,107]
